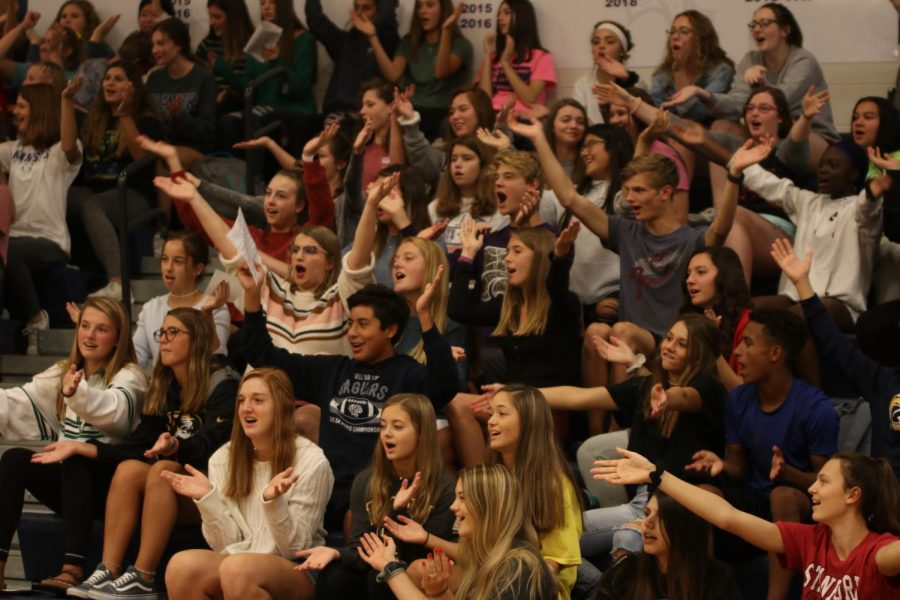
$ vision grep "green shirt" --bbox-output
[396,34,472,109]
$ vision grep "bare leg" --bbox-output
[219,553,314,600]
[165,549,226,600]
[725,207,787,287]
[133,460,199,579]
[100,460,152,575]
[767,486,810,600]
[446,393,487,468]
[582,323,612,435]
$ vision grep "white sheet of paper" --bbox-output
[226,208,262,284]
[244,21,283,62]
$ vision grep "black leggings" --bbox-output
[0,448,115,567]
[316,562,394,600]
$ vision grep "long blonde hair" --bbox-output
[393,238,449,363]
[455,464,557,600]
[224,369,297,499]
[493,228,555,337]
[487,385,583,534]
[56,298,139,419]
[367,394,443,525]
[144,307,216,416]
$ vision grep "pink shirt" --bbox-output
[480,48,557,111]
[776,521,900,599]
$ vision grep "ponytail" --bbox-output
[834,453,900,535]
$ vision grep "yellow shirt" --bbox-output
[538,479,583,600]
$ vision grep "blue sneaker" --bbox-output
[88,566,157,600]
[67,564,115,598]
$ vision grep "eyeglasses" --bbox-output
[582,138,606,150]
[666,27,694,37]
[747,18,777,31]
[288,244,328,257]
[745,103,777,114]
[153,327,189,342]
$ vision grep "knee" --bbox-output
[219,555,257,595]
[584,323,612,352]
[111,460,151,489]
[165,551,201,592]
[144,461,179,493]
[610,322,640,344]
[0,447,33,474]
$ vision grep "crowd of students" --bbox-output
[0,0,898,598]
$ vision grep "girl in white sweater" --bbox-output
[163,368,333,600]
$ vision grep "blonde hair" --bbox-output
[392,238,449,363]
[224,369,298,499]
[144,307,216,416]
[491,149,542,187]
[493,228,555,336]
[367,394,444,525]
[455,464,557,600]
[57,298,139,419]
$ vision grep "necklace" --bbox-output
[168,288,200,299]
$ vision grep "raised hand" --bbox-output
[422,549,453,597]
[703,307,723,329]
[594,334,636,366]
[685,449,725,477]
[596,54,628,80]
[201,281,230,314]
[145,432,178,458]
[869,173,893,199]
[138,135,181,171]
[554,220,580,257]
[482,32,496,55]
[459,215,487,259]
[263,466,300,501]
[382,514,428,545]
[770,238,812,286]
[113,82,135,117]
[61,75,84,100]
[392,472,423,510]
[500,35,515,63]
[730,136,775,174]
[416,219,448,241]
[513,187,541,227]
[392,85,416,120]
[443,2,464,30]
[260,44,280,61]
[350,9,376,37]
[65,302,80,325]
[592,81,632,107]
[494,95,515,129]
[91,13,120,42]
[451,346,467,363]
[769,445,785,482]
[367,172,401,207]
[22,10,39,29]
[661,85,703,109]
[30,440,85,464]
[161,464,212,499]
[234,259,265,293]
[506,110,544,141]
[868,147,900,171]
[233,136,274,151]
[302,123,340,158]
[153,175,199,203]
[353,119,375,154]
[590,447,656,485]
[415,264,445,316]
[744,64,767,86]
[294,546,340,571]
[61,364,83,398]
[357,532,397,572]
[476,127,512,150]
[641,109,670,142]
[800,85,829,120]
[649,383,667,418]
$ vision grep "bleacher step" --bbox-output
[0,355,63,380]
[38,329,75,357]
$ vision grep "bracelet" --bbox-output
[376,560,407,583]
[169,170,187,182]
[629,97,643,114]
[424,532,430,546]
[801,111,814,120]
[726,171,744,185]
[648,468,663,488]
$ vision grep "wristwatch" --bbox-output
[377,560,408,583]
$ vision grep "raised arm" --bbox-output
[353,12,405,83]
[435,6,465,80]
[497,38,546,105]
[60,76,83,164]
[539,386,617,411]
[478,34,495,99]
[347,173,397,271]
[0,10,37,61]
[233,135,297,170]
[594,448,784,553]
[507,112,609,239]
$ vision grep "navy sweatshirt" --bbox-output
[801,294,900,478]
[243,309,458,483]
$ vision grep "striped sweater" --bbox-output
[0,363,147,443]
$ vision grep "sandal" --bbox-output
[37,568,82,593]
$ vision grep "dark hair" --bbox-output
[744,86,793,139]
[748,308,808,372]
[408,0,458,56]
[153,17,192,58]
[852,96,900,152]
[360,77,394,105]
[328,129,354,182]
[758,2,803,47]
[448,86,495,141]
[82,62,157,154]
[139,0,175,17]
[544,99,587,186]
[832,453,900,536]
[18,84,61,152]
[56,0,100,37]
[680,247,752,360]
[206,0,254,63]
[602,87,654,137]
[56,26,85,71]
[118,31,154,74]
[494,0,544,64]
[568,124,633,218]
[592,20,633,61]
[29,61,66,95]
[655,10,734,78]
[347,284,410,344]
[163,230,209,271]
[373,164,431,257]
[268,0,307,64]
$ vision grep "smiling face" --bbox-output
[581,135,611,179]
[591,26,625,64]
[77,307,118,366]
[360,90,392,133]
[102,66,131,106]
[607,103,637,140]
[160,240,203,294]
[260,0,276,22]
[12,96,30,134]
[504,235,534,289]
[659,320,689,376]
[808,459,858,525]
[487,392,521,455]
[622,173,669,222]
[449,144,482,190]
[448,93,479,137]
[851,100,880,148]
[139,4,161,31]
[151,30,181,66]
[668,15,696,65]
[641,495,670,559]
[158,314,191,366]
[380,404,418,463]
[58,2,88,34]
[750,7,789,53]
[553,106,586,148]
[817,146,857,198]
[347,305,396,364]
[289,233,332,292]
[744,91,782,140]
[237,376,276,441]
[264,174,302,232]
[416,0,442,32]
[450,480,473,538]
[685,252,718,308]
[494,164,529,216]
[392,241,427,295]
[208,5,227,36]
[497,2,512,35]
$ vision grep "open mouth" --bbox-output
[350,340,365,354]
[394,270,406,281]
[384,441,396,452]
[488,428,501,440]
[496,191,507,205]
[243,416,258,425]
[642,532,658,543]
[82,342,98,350]
[294,265,307,279]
